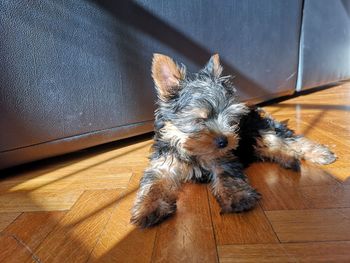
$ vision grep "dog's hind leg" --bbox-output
[254,131,302,171]
[250,108,336,170]
[254,130,336,171]
[284,136,336,165]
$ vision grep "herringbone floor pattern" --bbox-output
[1,83,350,262]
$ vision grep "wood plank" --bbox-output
[0,138,151,194]
[4,172,132,192]
[0,189,83,212]
[299,185,350,209]
[247,162,338,188]
[0,212,20,232]
[152,184,218,263]
[3,211,66,249]
[0,211,65,262]
[255,181,350,211]
[31,190,123,263]
[255,182,310,211]
[218,241,350,263]
[208,187,278,245]
[88,173,157,263]
[266,208,350,242]
[247,164,311,211]
[247,163,340,210]
[342,170,350,185]
[0,235,36,263]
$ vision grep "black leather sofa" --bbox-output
[1,0,349,169]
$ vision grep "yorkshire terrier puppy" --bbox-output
[130,54,336,228]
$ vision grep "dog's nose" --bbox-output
[215,136,228,149]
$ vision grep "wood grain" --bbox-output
[247,164,311,210]
[3,211,66,249]
[88,173,157,263]
[247,162,339,188]
[208,188,278,245]
[0,211,65,262]
[152,184,218,263]
[0,189,84,212]
[299,185,350,209]
[0,212,20,232]
[266,208,350,242]
[247,163,341,211]
[2,172,132,192]
[0,235,36,263]
[218,241,350,262]
[32,190,122,263]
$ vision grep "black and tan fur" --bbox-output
[130,54,336,228]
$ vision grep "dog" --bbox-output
[130,53,336,228]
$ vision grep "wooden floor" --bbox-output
[1,82,350,262]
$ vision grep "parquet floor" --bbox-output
[1,82,350,262]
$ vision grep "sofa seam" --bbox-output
[0,119,154,154]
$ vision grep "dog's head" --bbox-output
[152,54,249,159]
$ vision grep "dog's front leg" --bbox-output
[210,161,260,213]
[130,155,185,228]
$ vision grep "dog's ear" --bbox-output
[203,54,223,77]
[152,54,185,101]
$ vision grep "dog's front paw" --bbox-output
[218,188,261,214]
[308,145,337,165]
[130,198,177,228]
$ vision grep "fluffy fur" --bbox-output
[130,54,337,228]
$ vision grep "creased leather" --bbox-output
[1,0,304,169]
